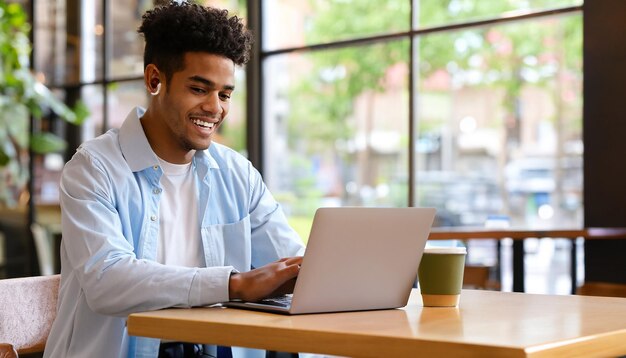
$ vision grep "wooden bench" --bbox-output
[0,275,60,357]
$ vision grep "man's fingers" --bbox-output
[232,257,304,301]
[270,277,297,297]
[283,256,303,266]
[285,262,301,276]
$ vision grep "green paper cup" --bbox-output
[418,246,467,307]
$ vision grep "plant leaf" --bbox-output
[32,81,77,123]
[72,100,90,125]
[1,101,29,148]
[30,132,67,154]
[0,146,9,167]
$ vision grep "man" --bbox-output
[43,3,304,358]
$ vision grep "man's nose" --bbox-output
[201,92,222,115]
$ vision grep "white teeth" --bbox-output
[192,119,214,128]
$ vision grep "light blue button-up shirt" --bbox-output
[43,107,305,358]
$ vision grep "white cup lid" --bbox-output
[424,246,467,254]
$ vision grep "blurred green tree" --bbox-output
[285,0,581,212]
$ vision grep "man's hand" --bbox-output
[228,256,303,302]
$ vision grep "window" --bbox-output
[259,1,583,238]
[21,0,586,291]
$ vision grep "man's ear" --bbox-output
[145,64,162,95]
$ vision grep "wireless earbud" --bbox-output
[150,82,161,96]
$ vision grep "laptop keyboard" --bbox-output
[258,295,292,308]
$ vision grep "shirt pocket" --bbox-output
[201,215,251,270]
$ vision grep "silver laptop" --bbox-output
[223,207,436,314]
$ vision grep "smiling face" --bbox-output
[142,52,235,163]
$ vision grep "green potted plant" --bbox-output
[0,1,87,208]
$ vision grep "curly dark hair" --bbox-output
[138,2,252,82]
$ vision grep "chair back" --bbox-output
[0,275,60,356]
[463,264,500,290]
[576,281,626,298]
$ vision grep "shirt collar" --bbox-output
[119,107,219,173]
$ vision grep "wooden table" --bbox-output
[128,289,626,357]
[428,227,626,293]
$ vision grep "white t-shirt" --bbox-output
[156,157,204,267]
